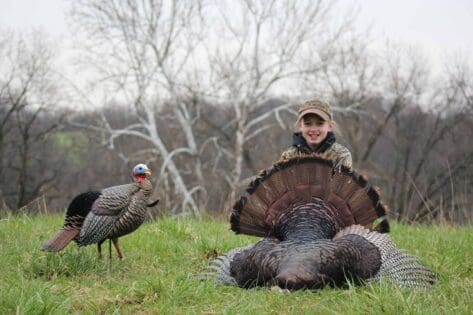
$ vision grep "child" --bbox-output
[281,99,352,171]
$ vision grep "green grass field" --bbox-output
[0,214,472,314]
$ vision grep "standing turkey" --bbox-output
[209,156,434,290]
[42,163,156,259]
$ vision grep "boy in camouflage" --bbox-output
[281,99,352,171]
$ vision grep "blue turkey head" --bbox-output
[133,163,151,177]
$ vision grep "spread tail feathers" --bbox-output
[41,228,80,252]
[231,156,389,238]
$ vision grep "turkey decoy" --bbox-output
[208,156,434,290]
[42,163,157,259]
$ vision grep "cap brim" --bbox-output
[295,109,331,128]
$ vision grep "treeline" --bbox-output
[1,96,472,224]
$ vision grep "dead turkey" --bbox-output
[209,156,434,290]
[42,163,157,259]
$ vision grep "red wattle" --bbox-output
[134,174,146,182]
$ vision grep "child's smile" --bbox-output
[298,114,333,150]
[307,131,323,142]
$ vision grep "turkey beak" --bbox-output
[145,169,152,177]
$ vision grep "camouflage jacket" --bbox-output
[280,132,352,171]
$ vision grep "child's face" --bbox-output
[298,114,333,149]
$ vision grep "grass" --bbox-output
[0,214,472,314]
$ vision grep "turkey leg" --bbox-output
[112,238,124,259]
[97,240,105,259]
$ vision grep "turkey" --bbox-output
[42,163,156,259]
[208,156,434,290]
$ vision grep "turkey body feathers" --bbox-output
[228,233,382,290]
[76,183,139,246]
[334,225,436,289]
[92,184,138,215]
[210,225,435,290]
[274,198,342,241]
[107,193,149,240]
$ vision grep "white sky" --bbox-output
[356,0,473,67]
[0,0,69,36]
[1,0,472,75]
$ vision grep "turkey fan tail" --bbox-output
[334,225,435,289]
[41,228,80,252]
[231,157,334,237]
[41,191,100,252]
[231,156,389,238]
[330,171,389,233]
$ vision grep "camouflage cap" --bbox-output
[296,99,332,127]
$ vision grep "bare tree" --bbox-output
[408,59,473,221]
[0,30,65,210]
[69,0,208,217]
[356,51,473,222]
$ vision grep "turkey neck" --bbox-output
[136,178,152,198]
[274,198,343,242]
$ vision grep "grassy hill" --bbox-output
[0,214,472,314]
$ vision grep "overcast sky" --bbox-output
[1,0,472,71]
[357,0,473,65]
